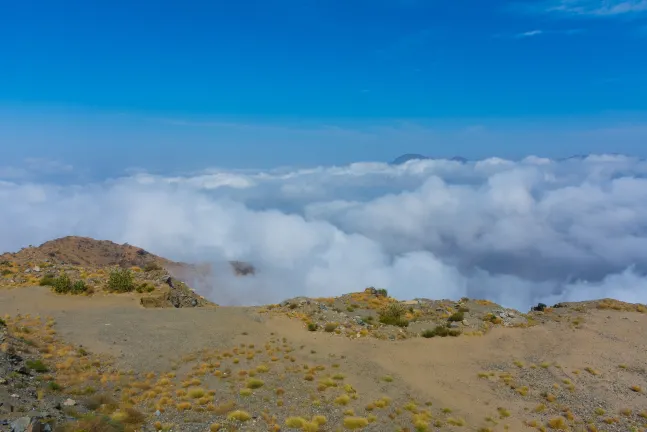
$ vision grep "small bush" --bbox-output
[60,414,124,432]
[246,378,265,389]
[285,417,308,428]
[376,289,388,297]
[422,325,461,338]
[39,274,56,286]
[107,268,135,292]
[71,280,88,294]
[324,322,338,332]
[143,262,162,272]
[378,303,409,327]
[83,393,118,411]
[227,410,251,422]
[0,317,5,327]
[343,417,369,429]
[1,269,12,276]
[135,283,155,293]
[48,273,87,294]
[52,273,72,293]
[47,381,63,391]
[307,323,318,331]
[447,311,464,322]
[26,359,48,373]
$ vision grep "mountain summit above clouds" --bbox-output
[390,154,468,165]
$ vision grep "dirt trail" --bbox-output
[2,286,647,430]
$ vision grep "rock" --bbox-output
[26,419,45,432]
[155,410,161,416]
[449,322,460,328]
[32,266,40,272]
[507,312,516,318]
[24,269,31,274]
[462,319,469,326]
[191,299,198,307]
[10,417,30,432]
[62,398,76,407]
[364,287,378,296]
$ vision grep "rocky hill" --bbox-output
[1,237,647,432]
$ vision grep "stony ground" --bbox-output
[1,237,647,431]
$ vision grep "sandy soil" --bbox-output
[2,286,647,431]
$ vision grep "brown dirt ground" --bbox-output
[2,286,647,431]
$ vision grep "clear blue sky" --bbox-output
[1,0,647,173]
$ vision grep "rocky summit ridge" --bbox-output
[1,237,647,432]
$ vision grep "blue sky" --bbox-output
[1,0,647,173]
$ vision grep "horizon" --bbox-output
[2,0,647,173]
[2,1,647,309]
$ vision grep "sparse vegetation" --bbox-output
[421,325,461,338]
[45,272,88,294]
[107,267,135,292]
[447,311,464,322]
[378,303,409,327]
[26,359,48,372]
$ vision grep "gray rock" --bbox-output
[462,319,469,326]
[10,417,30,432]
[33,266,40,272]
[449,322,460,328]
[62,398,76,407]
[26,419,45,432]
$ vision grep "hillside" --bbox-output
[1,237,647,432]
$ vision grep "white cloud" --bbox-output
[516,30,544,37]
[511,28,583,38]
[529,0,647,16]
[1,154,647,310]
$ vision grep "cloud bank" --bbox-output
[2,155,647,310]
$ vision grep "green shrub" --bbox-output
[71,280,88,294]
[48,381,63,391]
[135,283,155,293]
[26,359,48,373]
[378,303,409,327]
[39,274,56,286]
[107,268,135,292]
[376,288,388,297]
[1,269,12,276]
[0,317,6,327]
[447,311,464,322]
[52,273,72,293]
[324,322,338,332]
[48,273,87,294]
[143,262,162,272]
[421,326,461,338]
[307,323,318,331]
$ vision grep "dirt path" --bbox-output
[2,286,646,430]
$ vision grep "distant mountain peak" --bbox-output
[390,154,467,165]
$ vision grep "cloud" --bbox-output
[519,0,647,16]
[515,29,544,37]
[2,155,647,310]
[510,28,583,38]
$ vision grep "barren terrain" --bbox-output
[1,238,646,432]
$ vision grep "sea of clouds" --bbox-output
[2,154,647,310]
